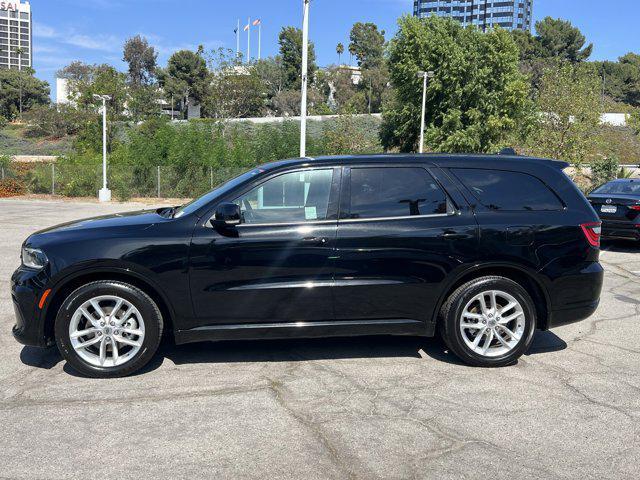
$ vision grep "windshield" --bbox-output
[591,181,640,195]
[174,168,265,218]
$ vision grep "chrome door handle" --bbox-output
[441,232,471,240]
[302,237,327,244]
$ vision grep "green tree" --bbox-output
[381,16,532,153]
[510,29,542,64]
[528,62,602,165]
[0,68,50,120]
[56,61,95,104]
[123,35,158,87]
[361,64,390,114]
[535,17,593,63]
[255,56,287,100]
[203,48,266,118]
[618,54,640,106]
[278,26,317,90]
[23,104,94,138]
[349,22,386,69]
[76,64,127,117]
[336,42,344,65]
[629,109,640,136]
[158,49,210,118]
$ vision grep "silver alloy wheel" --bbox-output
[69,295,145,368]
[459,290,525,358]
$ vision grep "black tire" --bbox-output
[439,276,536,367]
[55,281,163,378]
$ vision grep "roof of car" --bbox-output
[259,153,569,171]
[603,178,639,183]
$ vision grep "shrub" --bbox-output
[590,156,620,188]
[24,105,95,139]
[0,178,26,197]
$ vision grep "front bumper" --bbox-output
[11,266,50,347]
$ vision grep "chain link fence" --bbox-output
[0,162,250,200]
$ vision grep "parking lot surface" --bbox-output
[1,198,639,480]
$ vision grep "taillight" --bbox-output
[580,222,601,247]
[629,205,640,211]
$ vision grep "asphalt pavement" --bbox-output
[1,198,639,480]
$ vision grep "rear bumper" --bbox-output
[601,220,640,241]
[547,299,600,329]
[542,261,604,330]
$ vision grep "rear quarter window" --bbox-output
[451,168,564,211]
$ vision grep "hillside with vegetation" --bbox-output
[1,15,639,200]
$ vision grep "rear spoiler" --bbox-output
[497,148,570,170]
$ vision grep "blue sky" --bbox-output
[31,0,640,100]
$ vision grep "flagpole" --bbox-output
[258,23,261,60]
[247,17,251,63]
[300,0,310,157]
[236,19,240,58]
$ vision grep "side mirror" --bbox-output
[211,203,242,228]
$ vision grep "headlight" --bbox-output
[21,247,48,269]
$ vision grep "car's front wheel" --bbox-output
[55,281,163,378]
[440,276,537,367]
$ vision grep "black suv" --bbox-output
[12,154,603,377]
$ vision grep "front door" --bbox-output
[188,167,340,329]
[332,165,478,324]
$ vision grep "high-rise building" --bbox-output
[0,1,32,70]
[413,0,533,32]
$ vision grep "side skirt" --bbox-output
[175,319,434,345]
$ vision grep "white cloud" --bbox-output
[66,33,121,52]
[33,22,58,39]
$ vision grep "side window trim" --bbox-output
[450,167,566,212]
[226,166,341,227]
[338,165,456,222]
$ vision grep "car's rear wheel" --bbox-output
[55,281,163,378]
[440,276,536,367]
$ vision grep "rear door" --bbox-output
[332,164,478,324]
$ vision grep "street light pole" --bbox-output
[300,0,310,158]
[93,94,112,202]
[417,70,434,154]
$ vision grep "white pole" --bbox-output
[419,73,427,154]
[247,17,251,63]
[96,95,111,202]
[300,0,310,158]
[102,97,107,190]
[258,23,261,60]
[236,19,240,58]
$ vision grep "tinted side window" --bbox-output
[235,169,333,224]
[452,168,563,211]
[349,167,448,219]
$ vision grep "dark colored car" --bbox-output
[588,178,640,241]
[12,154,604,377]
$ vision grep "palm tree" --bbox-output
[15,48,25,118]
[348,43,356,66]
[15,47,24,72]
[336,43,344,65]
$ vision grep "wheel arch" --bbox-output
[43,267,176,343]
[431,263,551,330]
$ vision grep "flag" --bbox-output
[243,23,250,31]
[253,19,261,26]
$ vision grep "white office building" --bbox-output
[0,1,32,70]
